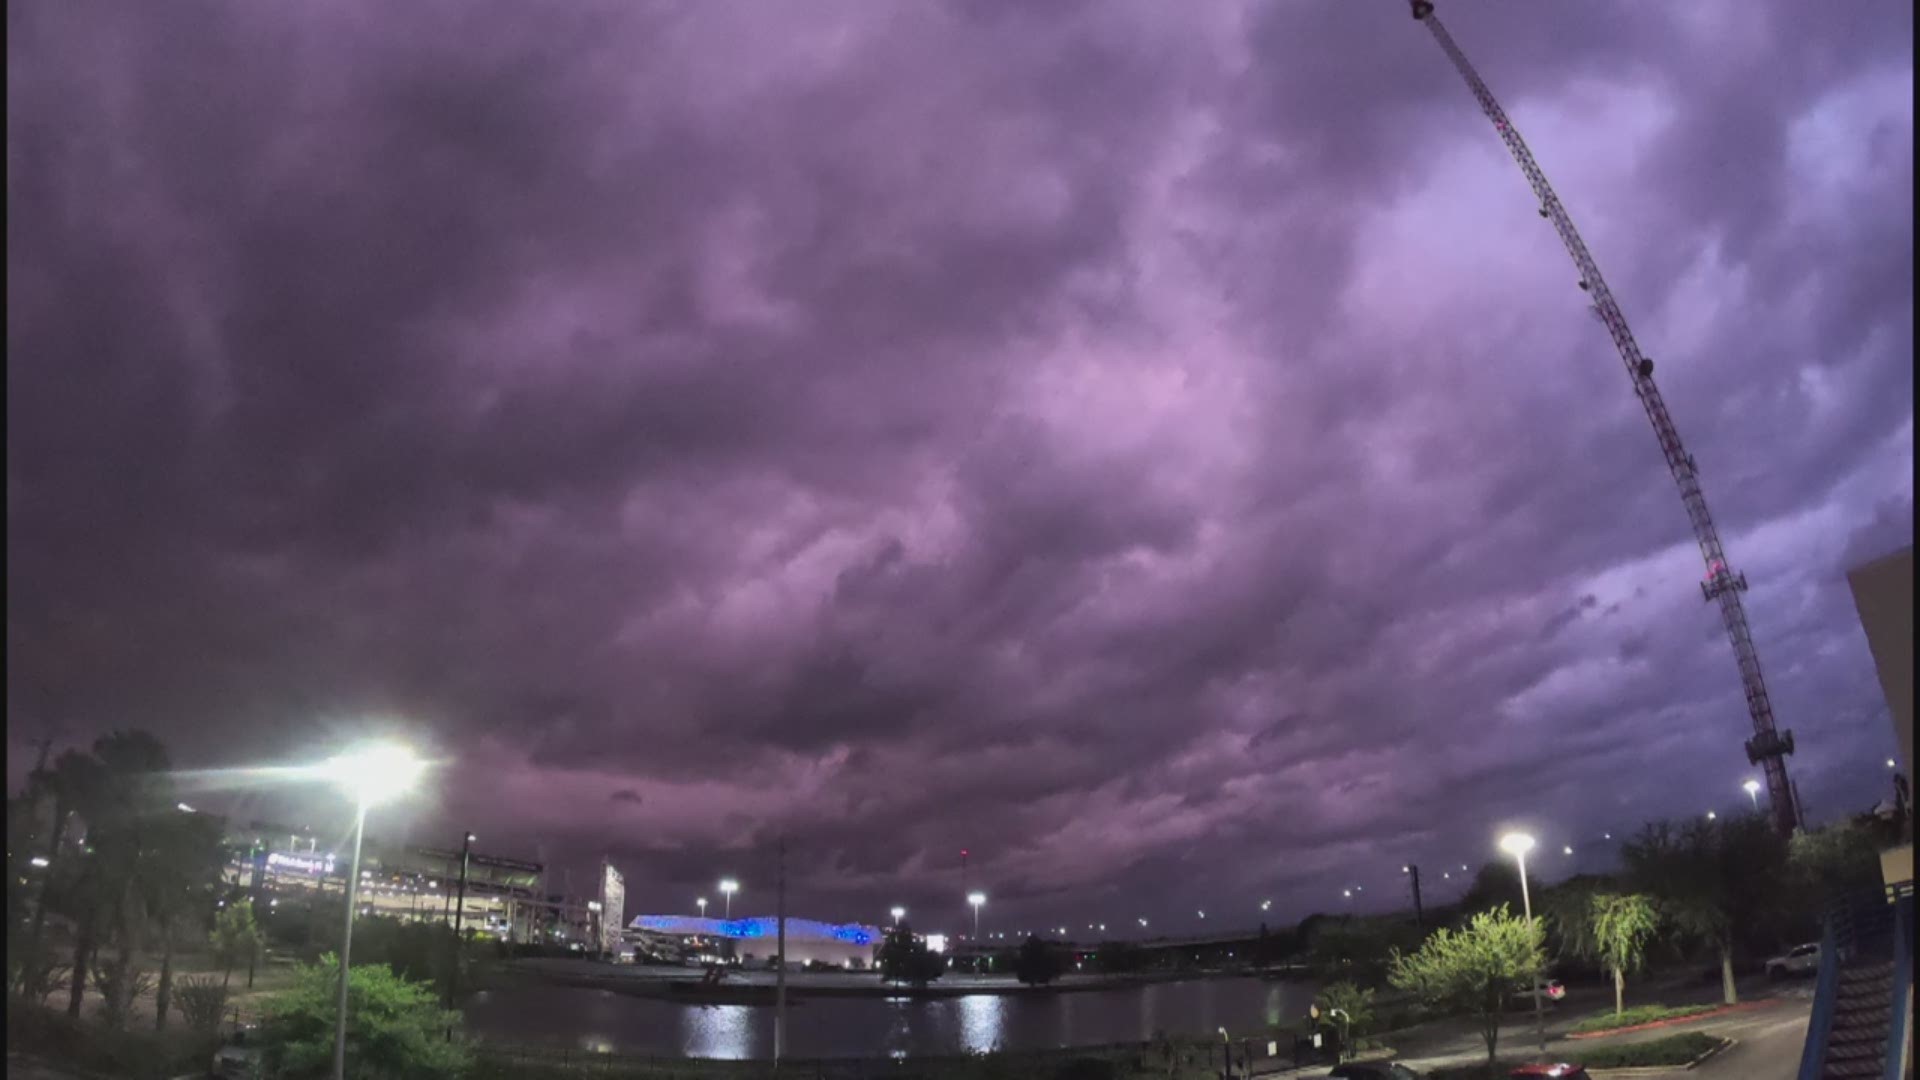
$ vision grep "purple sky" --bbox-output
[7,1,1912,936]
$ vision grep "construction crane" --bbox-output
[1407,1,1801,836]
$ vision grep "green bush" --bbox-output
[1578,1031,1722,1068]
[259,954,469,1079]
[1568,1002,1718,1034]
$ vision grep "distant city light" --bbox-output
[1706,811,1717,820]
[29,856,49,868]
[1343,889,1353,899]
[1260,900,1272,911]
[1562,846,1573,856]
[177,803,196,813]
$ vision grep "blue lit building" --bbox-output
[630,915,882,969]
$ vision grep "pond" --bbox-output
[462,976,1319,1060]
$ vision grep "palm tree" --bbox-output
[1591,894,1660,1015]
[17,749,104,1003]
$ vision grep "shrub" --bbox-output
[92,957,156,1031]
[1568,1002,1717,1034]
[260,954,468,1080]
[1315,981,1377,1038]
[173,974,230,1032]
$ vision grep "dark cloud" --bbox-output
[6,0,1911,931]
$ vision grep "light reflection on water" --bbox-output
[463,977,1317,1060]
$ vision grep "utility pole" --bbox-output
[775,837,788,1067]
[1404,864,1424,928]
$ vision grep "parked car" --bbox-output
[1765,942,1820,979]
[209,1023,262,1079]
[1508,1066,1590,1080]
[1510,978,1567,1005]
[1329,1062,1426,1079]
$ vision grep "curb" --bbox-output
[1566,1000,1774,1040]
[1587,1036,1734,1076]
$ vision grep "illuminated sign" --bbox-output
[266,852,336,876]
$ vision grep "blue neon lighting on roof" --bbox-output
[632,915,877,946]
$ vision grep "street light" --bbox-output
[967,892,986,939]
[719,879,738,920]
[1706,810,1717,821]
[1562,845,1573,856]
[320,742,426,1080]
[697,897,708,920]
[1261,899,1272,912]
[1498,831,1546,1058]
[1197,910,1206,920]
[1742,779,1761,811]
[891,906,906,927]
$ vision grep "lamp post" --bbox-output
[1743,779,1762,812]
[967,892,986,940]
[1499,831,1546,1058]
[320,742,426,1080]
[719,879,738,920]
[697,896,708,921]
[891,906,906,927]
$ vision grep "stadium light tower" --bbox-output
[891,906,906,927]
[719,879,739,920]
[967,892,986,939]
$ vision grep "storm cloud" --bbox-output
[7,0,1911,932]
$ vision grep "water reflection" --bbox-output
[462,977,1318,1060]
[956,995,1004,1054]
[680,1004,754,1060]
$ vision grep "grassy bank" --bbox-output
[6,1002,221,1080]
[1428,1032,1726,1078]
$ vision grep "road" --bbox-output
[1383,974,1813,1079]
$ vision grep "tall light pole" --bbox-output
[967,892,986,940]
[719,879,738,920]
[1499,831,1546,1058]
[320,742,426,1080]
[890,906,906,927]
[697,896,708,921]
[1743,779,1762,812]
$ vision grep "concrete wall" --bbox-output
[1847,546,1914,784]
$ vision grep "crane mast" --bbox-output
[1408,1,1801,835]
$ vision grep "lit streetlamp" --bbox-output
[1261,899,1272,912]
[320,742,427,1080]
[697,897,708,920]
[1499,831,1546,1058]
[891,906,906,927]
[1742,779,1761,811]
[967,892,986,939]
[719,879,739,920]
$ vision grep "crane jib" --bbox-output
[1409,1,1801,835]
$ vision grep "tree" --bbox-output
[1014,936,1064,986]
[212,901,266,991]
[1388,904,1544,1069]
[148,810,227,1029]
[875,924,945,988]
[1458,860,1525,916]
[1314,980,1377,1045]
[1590,894,1660,1015]
[260,955,468,1080]
[1622,816,1786,1005]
